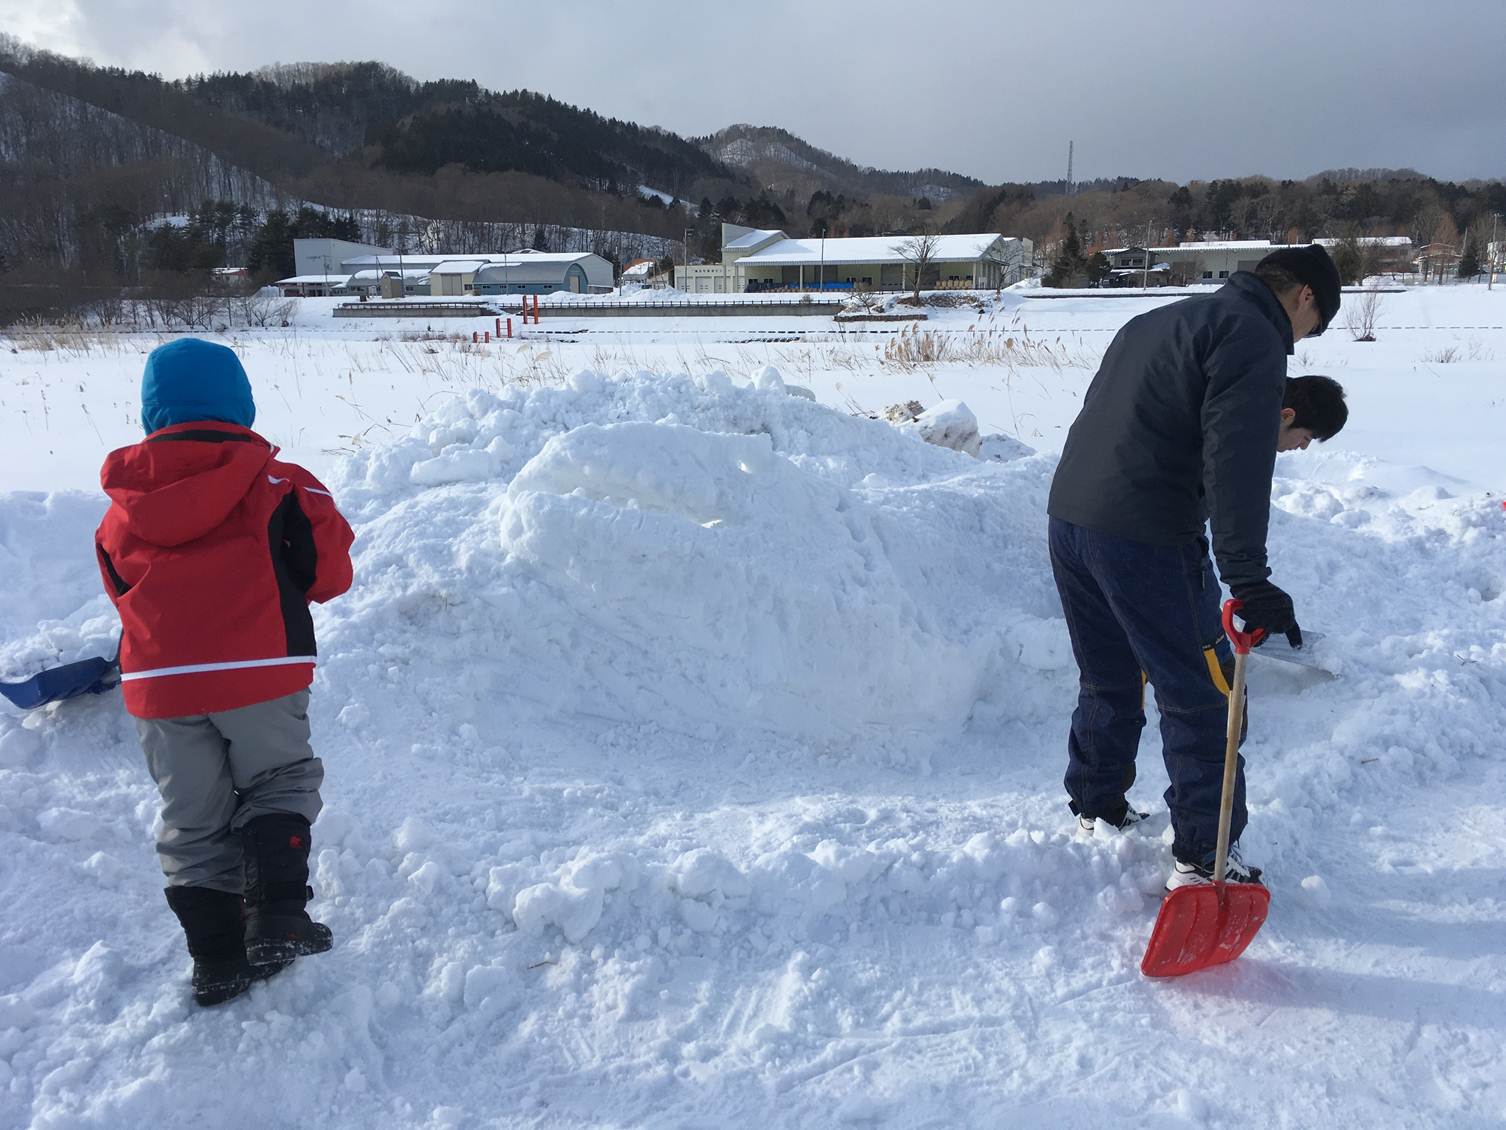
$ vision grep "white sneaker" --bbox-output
[1077,809,1149,835]
[1166,843,1264,890]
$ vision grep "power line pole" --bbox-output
[1066,140,1074,197]
[1142,219,1152,289]
[1490,213,1499,291]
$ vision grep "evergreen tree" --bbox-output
[247,211,295,278]
[1047,215,1088,287]
[1086,251,1111,287]
[1333,231,1366,285]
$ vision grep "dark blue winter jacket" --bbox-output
[1047,272,1293,590]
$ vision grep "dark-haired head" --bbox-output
[1282,374,1348,444]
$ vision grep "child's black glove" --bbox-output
[1231,580,1303,648]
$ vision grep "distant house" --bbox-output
[1315,235,1416,276]
[674,223,1033,294]
[1147,240,1281,283]
[275,274,358,298]
[1100,247,1151,271]
[1412,242,1461,281]
[1094,247,1172,286]
[425,259,491,296]
[1145,236,1416,285]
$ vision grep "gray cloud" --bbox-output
[5,0,1504,183]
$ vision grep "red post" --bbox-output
[533,294,541,321]
[484,330,491,343]
[471,330,478,343]
[506,317,513,338]
[495,317,501,336]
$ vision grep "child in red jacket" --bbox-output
[96,338,354,1007]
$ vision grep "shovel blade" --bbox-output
[0,656,119,711]
[1140,881,1270,978]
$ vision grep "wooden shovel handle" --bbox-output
[1213,646,1248,886]
[1213,598,1255,886]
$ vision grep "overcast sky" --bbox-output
[3,0,1503,185]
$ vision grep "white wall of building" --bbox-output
[294,238,391,279]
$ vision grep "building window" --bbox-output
[1202,271,1213,279]
[1217,270,1229,279]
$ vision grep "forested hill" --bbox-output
[700,124,985,203]
[0,43,743,200]
[181,63,736,198]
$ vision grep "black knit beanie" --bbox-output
[1256,244,1342,335]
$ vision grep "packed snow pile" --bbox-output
[319,370,1065,751]
[2,363,1506,1128]
[0,493,117,654]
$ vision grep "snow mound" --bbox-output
[5,361,1506,1128]
[324,370,1065,748]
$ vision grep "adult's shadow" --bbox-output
[1185,959,1506,1032]
[1274,868,1506,962]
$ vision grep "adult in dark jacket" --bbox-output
[1046,245,1342,889]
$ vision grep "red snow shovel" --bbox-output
[1140,599,1271,978]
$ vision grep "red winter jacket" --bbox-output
[96,422,354,719]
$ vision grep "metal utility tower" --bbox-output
[1066,140,1074,197]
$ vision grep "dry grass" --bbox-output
[5,323,138,356]
[877,325,1096,372]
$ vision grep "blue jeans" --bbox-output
[1048,517,1245,862]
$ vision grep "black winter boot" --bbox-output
[243,813,333,967]
[164,886,288,1007]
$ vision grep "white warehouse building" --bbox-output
[675,224,1033,294]
[281,240,614,298]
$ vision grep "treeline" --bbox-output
[945,173,1506,262]
[142,203,361,277]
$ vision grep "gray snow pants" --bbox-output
[136,689,324,893]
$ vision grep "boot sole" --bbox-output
[194,979,251,1007]
[192,957,291,1005]
[246,935,332,966]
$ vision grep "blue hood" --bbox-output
[141,338,256,435]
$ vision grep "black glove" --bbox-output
[1230,580,1303,648]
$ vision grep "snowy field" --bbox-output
[0,285,1503,1128]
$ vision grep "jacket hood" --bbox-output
[100,424,276,547]
[140,338,257,435]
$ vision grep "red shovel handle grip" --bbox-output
[1222,599,1265,655]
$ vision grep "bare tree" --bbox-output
[893,233,941,302]
[234,291,295,327]
[1345,286,1383,342]
[849,279,882,314]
